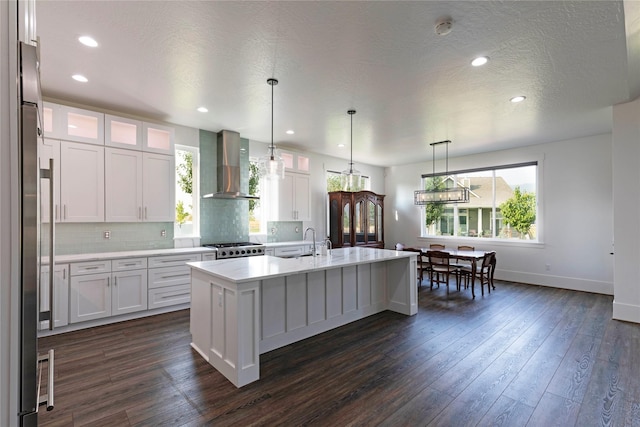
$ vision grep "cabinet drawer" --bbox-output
[112,257,147,271]
[70,260,111,276]
[148,265,191,289]
[147,253,201,268]
[202,253,217,261]
[148,284,190,309]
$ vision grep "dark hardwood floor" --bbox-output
[38,280,640,426]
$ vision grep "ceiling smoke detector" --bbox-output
[434,17,453,36]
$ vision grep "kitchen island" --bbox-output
[188,247,417,387]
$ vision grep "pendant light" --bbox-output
[414,140,469,204]
[259,78,285,180]
[341,109,361,191]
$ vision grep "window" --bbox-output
[421,162,537,240]
[249,160,263,234]
[174,145,199,237]
[326,170,370,192]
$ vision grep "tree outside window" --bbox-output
[249,161,262,234]
[421,163,537,240]
[175,146,198,237]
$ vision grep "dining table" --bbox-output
[421,248,488,298]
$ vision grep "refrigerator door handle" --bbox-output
[48,158,55,330]
[39,158,55,330]
[37,349,54,411]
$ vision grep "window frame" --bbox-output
[419,161,541,243]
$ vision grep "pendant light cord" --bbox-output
[348,109,356,173]
[267,78,278,161]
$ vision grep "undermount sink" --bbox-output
[279,253,314,259]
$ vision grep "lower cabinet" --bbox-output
[39,264,69,330]
[147,253,201,309]
[69,258,148,323]
[53,251,207,332]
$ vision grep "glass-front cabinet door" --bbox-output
[342,200,351,246]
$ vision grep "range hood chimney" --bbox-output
[202,130,258,200]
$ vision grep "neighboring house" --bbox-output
[433,176,515,237]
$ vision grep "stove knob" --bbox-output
[221,251,227,257]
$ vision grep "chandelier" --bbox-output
[341,109,362,191]
[259,78,285,180]
[414,140,469,205]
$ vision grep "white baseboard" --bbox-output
[612,300,640,323]
[496,269,613,295]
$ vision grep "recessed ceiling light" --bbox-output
[197,106,208,113]
[78,36,98,47]
[338,143,345,148]
[286,130,295,135]
[510,96,526,103]
[72,74,88,83]
[471,56,489,67]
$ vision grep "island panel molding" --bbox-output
[189,247,417,387]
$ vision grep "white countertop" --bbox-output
[188,247,416,283]
[47,247,215,264]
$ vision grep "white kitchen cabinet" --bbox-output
[70,258,148,323]
[105,114,143,150]
[60,105,104,145]
[60,141,105,222]
[111,269,148,315]
[39,264,69,330]
[143,122,174,155]
[38,138,61,223]
[105,147,143,222]
[280,150,310,173]
[70,271,111,323]
[277,172,310,221]
[147,253,200,309]
[142,152,175,222]
[42,102,63,139]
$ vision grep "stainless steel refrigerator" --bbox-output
[19,40,55,427]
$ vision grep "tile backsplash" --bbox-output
[44,222,174,255]
[267,221,304,242]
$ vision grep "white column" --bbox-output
[612,97,640,323]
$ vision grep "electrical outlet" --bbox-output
[104,231,110,239]
[545,264,551,271]
[161,229,166,237]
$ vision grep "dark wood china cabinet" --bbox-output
[328,191,384,249]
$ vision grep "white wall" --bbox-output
[249,140,386,241]
[385,133,614,295]
[612,97,640,322]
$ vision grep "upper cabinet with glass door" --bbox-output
[42,102,104,145]
[280,150,310,174]
[105,115,143,150]
[143,122,175,155]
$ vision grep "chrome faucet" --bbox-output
[304,227,317,257]
[325,238,332,255]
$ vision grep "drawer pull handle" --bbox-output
[160,258,190,263]
[85,266,100,270]
[123,263,137,266]
[161,274,187,279]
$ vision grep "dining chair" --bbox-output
[453,245,475,287]
[429,244,445,250]
[427,250,458,293]
[403,247,428,286]
[459,251,495,296]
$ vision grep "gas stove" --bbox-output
[202,242,266,259]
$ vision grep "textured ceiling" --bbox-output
[35,1,638,167]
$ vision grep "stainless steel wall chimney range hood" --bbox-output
[202,130,258,200]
